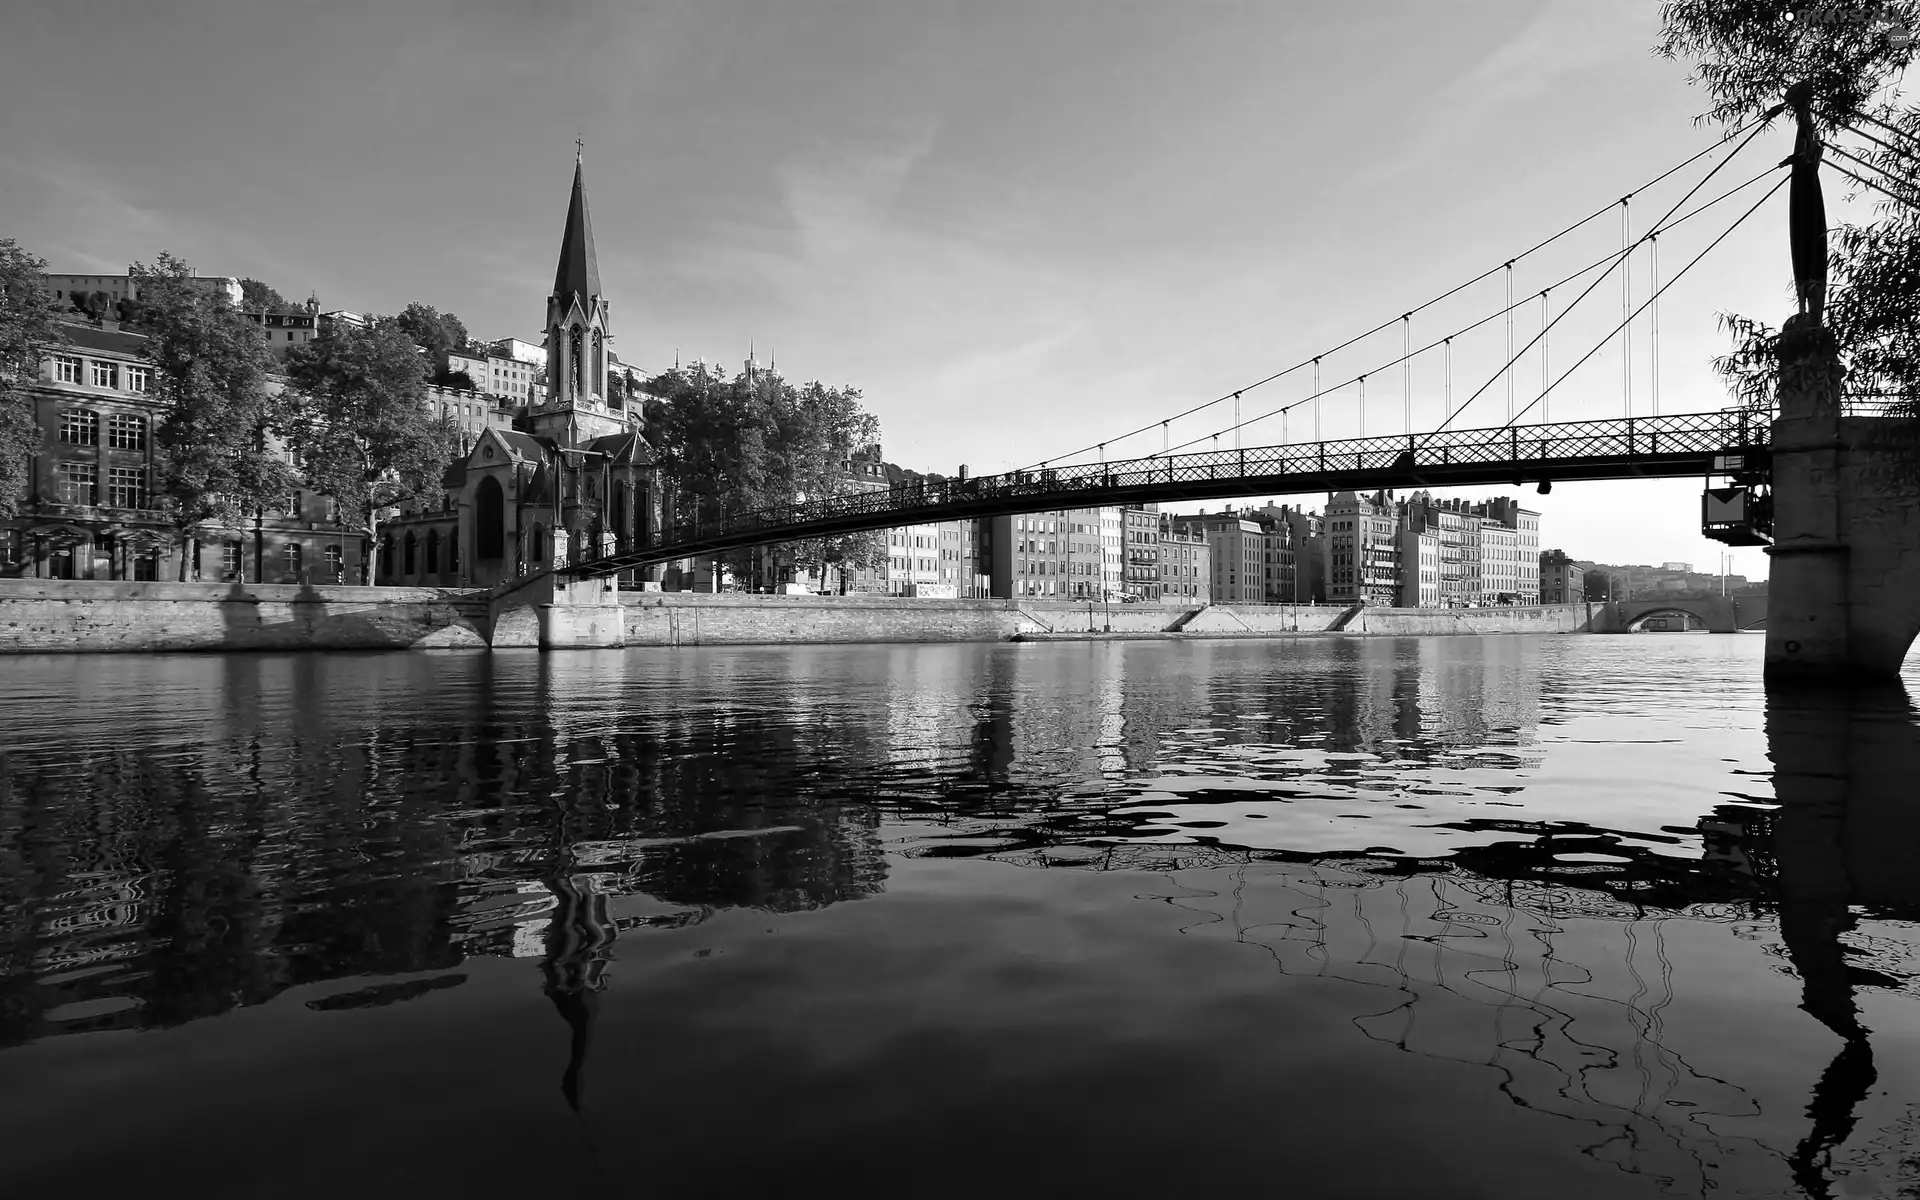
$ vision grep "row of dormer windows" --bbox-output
[51,356,149,393]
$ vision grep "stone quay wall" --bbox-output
[0,580,1594,653]
[1341,604,1593,636]
[0,579,489,653]
[620,593,1586,646]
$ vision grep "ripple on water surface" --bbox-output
[1,634,1918,1198]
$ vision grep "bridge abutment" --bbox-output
[1766,327,1920,680]
[487,571,626,650]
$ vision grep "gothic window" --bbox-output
[403,531,417,575]
[570,326,583,398]
[425,528,440,573]
[475,476,504,560]
[378,535,393,580]
[448,528,459,572]
[592,330,604,397]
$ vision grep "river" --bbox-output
[1,635,1916,1198]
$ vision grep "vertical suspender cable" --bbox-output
[1649,232,1661,416]
[1358,374,1368,438]
[1622,196,1633,419]
[1234,391,1242,451]
[1313,357,1322,442]
[1540,290,1551,424]
[1402,313,1412,434]
[1504,261,1515,420]
[1162,420,1168,456]
[1444,338,1453,420]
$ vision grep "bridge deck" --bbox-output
[555,409,1769,580]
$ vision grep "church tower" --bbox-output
[535,149,628,445]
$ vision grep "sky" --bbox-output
[0,0,1866,578]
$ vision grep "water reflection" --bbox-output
[0,640,1916,1196]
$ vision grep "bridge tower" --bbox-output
[1765,86,1920,680]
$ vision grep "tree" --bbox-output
[1658,2,1920,421]
[239,278,294,314]
[0,239,66,523]
[282,318,456,584]
[641,362,886,588]
[444,368,477,391]
[1583,568,1617,602]
[394,301,472,373]
[131,253,297,580]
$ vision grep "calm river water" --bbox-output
[2,635,1918,1198]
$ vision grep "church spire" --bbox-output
[552,152,601,318]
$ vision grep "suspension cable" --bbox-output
[1821,140,1920,200]
[1621,196,1633,419]
[1822,155,1920,206]
[1824,113,1920,163]
[1312,358,1322,442]
[1505,261,1515,420]
[1153,161,1783,456]
[1401,313,1412,434]
[1433,122,1779,434]
[1823,104,1920,151]
[1502,176,1787,430]
[1013,120,1762,470]
[1649,234,1660,417]
[1539,290,1551,423]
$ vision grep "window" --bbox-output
[89,361,116,388]
[403,532,416,575]
[107,413,146,450]
[106,467,143,508]
[1,528,18,568]
[60,410,98,445]
[425,529,440,573]
[284,543,302,577]
[221,541,244,578]
[58,461,97,505]
[325,544,344,581]
[53,355,81,383]
[133,550,158,581]
[124,366,151,393]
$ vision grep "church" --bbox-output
[375,154,668,590]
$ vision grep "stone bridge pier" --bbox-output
[487,566,625,649]
[1766,326,1920,680]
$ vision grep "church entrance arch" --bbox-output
[475,476,505,560]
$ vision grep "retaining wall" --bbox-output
[1340,603,1591,636]
[0,579,490,653]
[0,582,1596,653]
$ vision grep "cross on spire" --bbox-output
[575,136,584,163]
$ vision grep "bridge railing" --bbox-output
[529,409,1770,581]
[632,410,1770,551]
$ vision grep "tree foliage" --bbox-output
[281,318,456,579]
[131,252,297,576]
[395,301,471,364]
[0,239,66,523]
[641,362,885,583]
[1659,2,1920,419]
[239,278,296,314]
